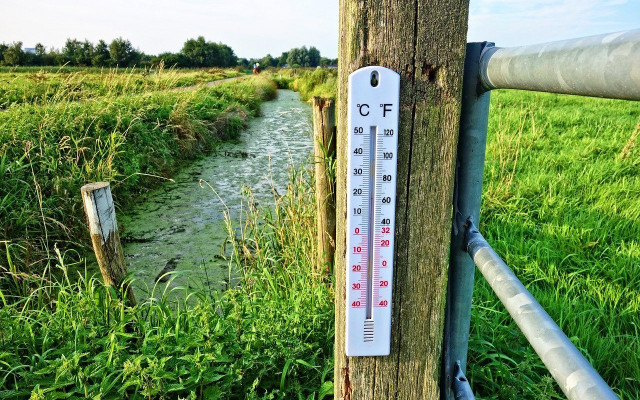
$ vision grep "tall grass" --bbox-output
[0,168,334,399]
[279,75,639,397]
[468,90,640,399]
[2,66,638,398]
[0,66,242,109]
[271,68,336,101]
[0,76,276,295]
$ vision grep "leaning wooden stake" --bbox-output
[334,0,470,398]
[81,182,136,305]
[312,96,337,275]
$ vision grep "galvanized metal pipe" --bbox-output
[479,29,640,100]
[464,221,619,400]
[452,361,476,400]
[442,41,492,400]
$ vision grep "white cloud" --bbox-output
[468,0,635,46]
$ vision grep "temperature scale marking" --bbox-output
[346,66,400,356]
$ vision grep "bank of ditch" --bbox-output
[0,66,244,109]
[0,75,276,293]
[272,68,337,101]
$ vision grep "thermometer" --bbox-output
[345,66,400,356]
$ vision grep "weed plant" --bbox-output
[272,69,336,101]
[0,66,241,109]
[1,67,638,398]
[0,76,276,293]
[468,90,640,399]
[0,168,334,399]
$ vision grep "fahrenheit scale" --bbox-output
[346,66,400,356]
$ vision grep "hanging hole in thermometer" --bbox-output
[345,66,400,356]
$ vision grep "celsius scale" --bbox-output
[345,66,400,356]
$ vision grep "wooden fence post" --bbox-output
[81,182,136,305]
[334,1,470,399]
[312,96,337,275]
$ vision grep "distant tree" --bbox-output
[62,39,80,65]
[30,43,47,66]
[109,38,137,67]
[23,52,38,66]
[286,48,301,67]
[286,46,314,67]
[79,40,94,66]
[301,46,311,66]
[41,50,57,66]
[181,37,237,68]
[261,54,276,68]
[152,52,189,68]
[51,48,67,65]
[34,43,46,57]
[3,42,24,66]
[277,51,288,67]
[217,43,237,67]
[62,39,93,66]
[237,58,249,67]
[308,46,321,67]
[92,40,110,66]
[319,57,337,67]
[0,43,7,65]
[182,36,209,67]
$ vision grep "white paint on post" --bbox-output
[81,182,135,304]
[82,182,117,244]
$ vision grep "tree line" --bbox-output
[248,46,337,69]
[1,38,142,67]
[0,37,237,68]
[0,38,337,69]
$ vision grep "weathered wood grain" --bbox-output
[335,1,470,398]
[81,182,136,305]
[313,97,337,276]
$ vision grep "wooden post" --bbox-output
[81,182,136,305]
[334,1,470,399]
[312,96,337,275]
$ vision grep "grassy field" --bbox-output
[272,68,337,101]
[0,70,274,295]
[0,69,333,399]
[469,90,640,399]
[0,168,334,399]
[0,66,243,109]
[0,67,638,398]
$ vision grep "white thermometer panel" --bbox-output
[345,66,400,356]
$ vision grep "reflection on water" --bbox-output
[120,90,312,297]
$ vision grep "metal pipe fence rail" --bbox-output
[465,220,618,400]
[443,29,640,400]
[479,30,640,100]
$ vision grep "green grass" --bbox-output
[0,66,242,109]
[468,90,640,399]
[272,68,337,101]
[0,169,334,399]
[0,75,276,288]
[276,72,639,397]
[1,66,638,399]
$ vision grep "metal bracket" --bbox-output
[452,361,475,400]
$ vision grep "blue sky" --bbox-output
[1,0,638,59]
